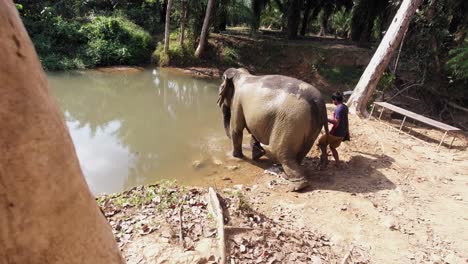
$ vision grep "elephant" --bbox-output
[217,68,329,191]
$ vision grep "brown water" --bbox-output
[48,68,253,195]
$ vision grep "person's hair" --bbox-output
[331,92,344,102]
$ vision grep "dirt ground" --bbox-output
[242,105,468,263]
[99,104,467,263]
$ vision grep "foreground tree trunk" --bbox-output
[179,0,187,46]
[164,0,174,54]
[0,1,124,263]
[195,0,215,58]
[286,0,302,39]
[347,0,423,117]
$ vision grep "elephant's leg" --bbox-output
[232,130,244,158]
[250,135,265,160]
[279,157,310,192]
[296,139,314,164]
[230,105,246,158]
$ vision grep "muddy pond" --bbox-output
[48,68,259,195]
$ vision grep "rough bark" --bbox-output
[195,0,215,58]
[286,0,302,39]
[251,0,263,33]
[179,0,187,46]
[164,0,174,54]
[300,0,314,36]
[347,0,424,117]
[0,1,124,263]
[318,3,333,36]
[159,0,168,23]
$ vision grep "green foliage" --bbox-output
[330,7,351,38]
[446,41,468,80]
[81,16,152,66]
[260,4,282,30]
[221,46,240,66]
[152,37,196,67]
[21,8,152,70]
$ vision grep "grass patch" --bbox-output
[317,64,363,86]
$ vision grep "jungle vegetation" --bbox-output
[14,0,468,120]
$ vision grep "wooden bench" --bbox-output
[369,102,461,149]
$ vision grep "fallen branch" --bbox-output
[341,245,354,264]
[178,203,184,247]
[207,187,226,264]
[447,101,468,113]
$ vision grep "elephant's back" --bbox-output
[246,75,325,106]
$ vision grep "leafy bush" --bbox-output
[446,41,468,80]
[221,47,240,66]
[330,7,351,38]
[152,36,196,67]
[81,16,153,66]
[22,10,153,70]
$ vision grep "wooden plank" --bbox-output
[374,102,461,131]
[207,187,226,264]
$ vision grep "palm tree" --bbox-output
[195,0,215,57]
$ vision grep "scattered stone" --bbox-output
[192,160,204,169]
[212,159,223,165]
[227,165,240,171]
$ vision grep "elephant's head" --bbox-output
[217,68,249,138]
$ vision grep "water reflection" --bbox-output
[48,68,223,194]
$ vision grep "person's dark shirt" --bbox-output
[330,103,349,139]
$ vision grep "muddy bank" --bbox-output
[97,107,467,263]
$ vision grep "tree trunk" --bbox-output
[164,0,173,54]
[300,0,314,36]
[318,4,333,36]
[159,0,168,24]
[0,1,124,263]
[195,0,215,58]
[251,0,263,33]
[179,0,187,46]
[347,0,423,117]
[214,0,228,33]
[286,0,302,39]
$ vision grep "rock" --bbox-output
[240,244,247,253]
[222,177,232,181]
[234,184,244,191]
[226,165,240,171]
[310,256,322,264]
[192,160,205,169]
[212,159,223,165]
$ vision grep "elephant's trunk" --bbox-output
[222,104,231,138]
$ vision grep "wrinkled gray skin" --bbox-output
[217,68,329,183]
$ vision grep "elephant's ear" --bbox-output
[217,69,236,108]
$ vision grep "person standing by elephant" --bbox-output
[318,92,350,166]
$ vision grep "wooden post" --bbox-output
[378,107,385,121]
[399,116,407,132]
[437,131,448,150]
[369,104,376,119]
[449,135,456,149]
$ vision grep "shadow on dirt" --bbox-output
[301,152,397,193]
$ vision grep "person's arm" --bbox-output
[328,118,339,125]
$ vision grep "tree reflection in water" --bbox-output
[48,69,222,195]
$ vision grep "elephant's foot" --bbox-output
[251,144,265,160]
[279,173,309,192]
[232,150,244,159]
[250,136,265,160]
